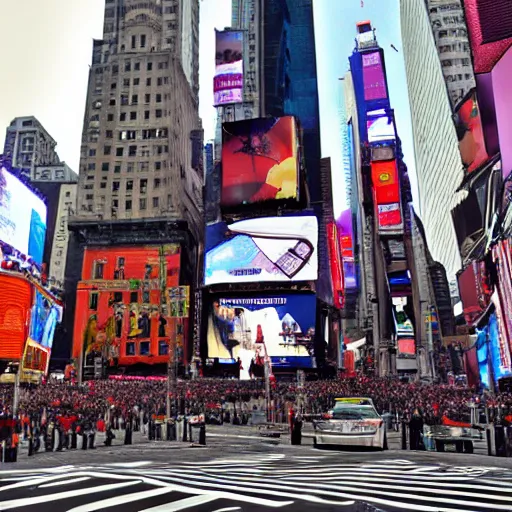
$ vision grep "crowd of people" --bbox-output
[1,376,511,425]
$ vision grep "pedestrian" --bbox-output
[409,408,424,450]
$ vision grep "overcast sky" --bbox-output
[0,0,231,172]
[0,0,416,218]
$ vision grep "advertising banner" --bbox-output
[327,222,344,309]
[214,30,244,106]
[371,160,400,204]
[205,215,318,286]
[29,290,61,350]
[221,116,299,208]
[207,294,317,374]
[0,167,47,263]
[367,110,395,143]
[453,90,488,175]
[362,51,388,102]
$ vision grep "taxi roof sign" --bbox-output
[335,397,373,405]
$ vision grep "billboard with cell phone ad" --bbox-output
[205,216,318,286]
[214,30,244,106]
[221,116,299,208]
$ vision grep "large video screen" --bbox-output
[221,116,299,207]
[205,216,318,286]
[0,167,47,263]
[214,30,244,106]
[362,51,387,102]
[29,290,61,350]
[371,160,400,204]
[453,90,488,175]
[207,295,317,373]
[367,110,395,143]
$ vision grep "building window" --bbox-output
[134,62,140,71]
[125,199,132,210]
[112,65,118,74]
[85,194,94,200]
[145,93,150,103]
[114,163,121,173]
[133,77,140,86]
[107,114,114,122]
[130,111,137,121]
[116,147,124,157]
[112,199,119,209]
[139,198,147,210]
[180,164,185,178]
[127,162,134,173]
[155,161,161,171]
[158,340,169,356]
[152,197,159,208]
[140,341,150,355]
[140,178,148,194]
[167,194,172,208]
[155,109,162,118]
[126,180,133,191]
[112,181,120,192]
[126,342,135,356]
[129,145,137,157]
[156,93,162,103]
[88,163,96,171]
[106,130,113,139]
[131,35,136,49]
[100,182,107,189]
[103,146,111,156]
[125,60,131,72]
[102,162,109,172]
[157,77,163,86]
[147,62,153,71]
[131,94,138,105]
[93,261,104,279]
[89,149,97,157]
[123,78,130,87]
[113,292,123,303]
[154,178,161,189]
[111,83,117,90]
[120,112,126,121]
[146,77,152,87]
[140,34,146,48]
[130,291,138,303]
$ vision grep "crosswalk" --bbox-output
[0,455,511,511]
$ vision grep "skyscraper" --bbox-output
[76,0,202,233]
[400,0,465,283]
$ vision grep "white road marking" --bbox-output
[39,477,92,488]
[139,495,218,512]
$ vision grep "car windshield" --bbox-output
[331,406,379,420]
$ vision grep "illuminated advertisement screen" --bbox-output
[207,295,317,372]
[0,167,47,263]
[221,116,299,207]
[205,216,318,286]
[378,203,402,230]
[398,338,416,356]
[454,90,488,175]
[29,290,60,350]
[327,222,343,309]
[362,51,387,102]
[371,160,399,204]
[367,110,395,143]
[214,30,243,106]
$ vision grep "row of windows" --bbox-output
[438,42,470,54]
[86,159,167,173]
[112,76,170,89]
[83,196,168,212]
[110,177,162,193]
[89,140,167,158]
[441,57,471,67]
[109,92,164,106]
[444,73,473,82]
[436,28,468,38]
[89,259,178,281]
[112,60,169,74]
[126,341,169,357]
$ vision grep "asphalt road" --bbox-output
[1,425,512,511]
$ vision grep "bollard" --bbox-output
[487,427,493,456]
[168,422,177,441]
[198,424,206,446]
[81,434,88,450]
[71,432,77,449]
[88,433,96,450]
[291,418,302,445]
[28,437,34,457]
[401,421,407,450]
[495,425,507,457]
[189,422,193,443]
[182,417,188,442]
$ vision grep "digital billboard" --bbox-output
[207,295,317,373]
[29,289,61,350]
[371,160,402,231]
[205,216,318,286]
[327,222,344,309]
[453,90,488,175]
[362,51,388,102]
[214,30,244,106]
[0,167,47,264]
[367,110,395,143]
[221,116,299,207]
